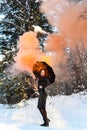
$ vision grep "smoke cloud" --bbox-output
[40,0,87,47]
[14,31,53,72]
[14,0,87,73]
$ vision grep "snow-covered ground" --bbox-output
[0,92,87,130]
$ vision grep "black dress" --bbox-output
[37,77,50,109]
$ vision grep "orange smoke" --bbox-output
[14,31,39,71]
[14,0,87,73]
[40,0,87,48]
[45,34,66,52]
[40,0,69,29]
[14,31,53,72]
[58,1,87,47]
[45,33,67,63]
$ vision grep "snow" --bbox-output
[0,54,5,61]
[31,25,49,34]
[0,92,87,130]
[0,14,5,20]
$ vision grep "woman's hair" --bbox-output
[40,69,48,77]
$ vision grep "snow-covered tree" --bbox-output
[0,0,53,104]
[57,43,87,95]
[0,0,52,47]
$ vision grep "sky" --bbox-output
[0,92,87,130]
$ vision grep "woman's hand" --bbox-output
[39,86,43,89]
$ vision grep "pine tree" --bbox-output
[0,0,53,104]
[0,0,52,47]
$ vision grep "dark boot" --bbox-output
[40,118,50,127]
[39,108,50,127]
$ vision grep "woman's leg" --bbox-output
[37,91,50,126]
[38,108,50,126]
[39,108,47,120]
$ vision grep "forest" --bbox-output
[0,0,87,104]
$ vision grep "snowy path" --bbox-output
[0,92,87,130]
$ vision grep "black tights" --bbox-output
[38,108,47,122]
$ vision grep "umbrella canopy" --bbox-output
[33,61,55,84]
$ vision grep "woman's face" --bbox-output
[40,69,45,77]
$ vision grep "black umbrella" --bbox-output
[33,61,55,84]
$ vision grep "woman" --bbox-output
[36,69,50,127]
